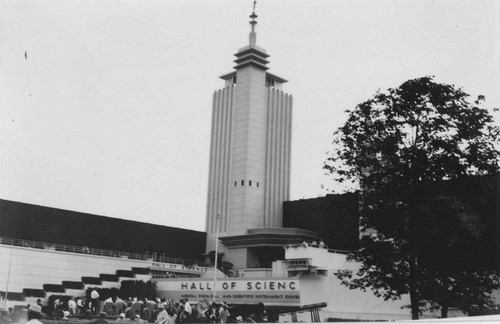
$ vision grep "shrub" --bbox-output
[118,280,157,300]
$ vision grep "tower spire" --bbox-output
[249,1,257,48]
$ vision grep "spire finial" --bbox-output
[249,1,257,47]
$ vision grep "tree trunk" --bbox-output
[409,254,420,320]
[441,275,449,318]
[441,304,448,318]
[408,190,420,320]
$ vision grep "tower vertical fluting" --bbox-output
[263,88,292,228]
[206,86,235,234]
[205,6,293,258]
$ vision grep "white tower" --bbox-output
[206,4,316,268]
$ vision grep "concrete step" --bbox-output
[42,284,65,293]
[23,288,46,298]
[62,281,84,290]
[116,270,135,278]
[131,267,151,275]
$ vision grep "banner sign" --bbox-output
[156,279,300,306]
[150,262,210,274]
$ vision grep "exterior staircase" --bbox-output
[0,236,205,308]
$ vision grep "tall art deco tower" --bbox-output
[205,5,316,268]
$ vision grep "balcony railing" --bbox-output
[0,236,208,267]
[284,242,349,254]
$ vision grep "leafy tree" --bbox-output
[412,178,500,317]
[324,77,500,319]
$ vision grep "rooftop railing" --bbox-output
[0,236,208,267]
[284,242,349,254]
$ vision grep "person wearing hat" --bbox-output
[116,313,126,322]
[155,304,168,324]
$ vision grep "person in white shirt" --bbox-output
[182,299,191,315]
[90,289,100,314]
[68,298,77,315]
[180,299,191,323]
[76,298,84,315]
[155,305,168,324]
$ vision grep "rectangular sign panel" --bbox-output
[150,262,210,274]
[156,278,300,306]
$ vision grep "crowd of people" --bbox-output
[283,239,328,249]
[0,291,266,324]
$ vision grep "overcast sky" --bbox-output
[1,0,499,232]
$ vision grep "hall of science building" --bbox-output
[1,7,499,323]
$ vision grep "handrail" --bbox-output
[284,242,349,254]
[0,236,208,267]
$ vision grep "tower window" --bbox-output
[257,182,259,187]
[266,77,275,88]
[249,180,252,186]
[265,76,283,90]
[241,180,244,186]
[234,181,237,187]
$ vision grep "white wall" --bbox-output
[0,245,152,293]
[282,246,412,320]
[321,274,410,321]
